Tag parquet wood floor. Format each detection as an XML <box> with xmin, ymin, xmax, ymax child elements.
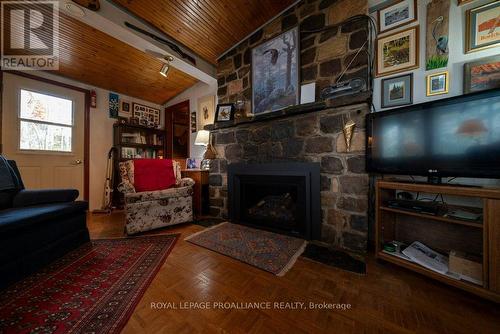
<box><xmin>87</xmin><ymin>212</ymin><xmax>500</xmax><ymax>334</ymax></box>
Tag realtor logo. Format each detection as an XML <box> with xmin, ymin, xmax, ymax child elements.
<box><xmin>1</xmin><ymin>1</ymin><xmax>59</xmax><ymax>70</ymax></box>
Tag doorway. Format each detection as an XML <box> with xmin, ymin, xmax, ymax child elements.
<box><xmin>1</xmin><ymin>72</ymin><xmax>89</xmax><ymax>199</ymax></box>
<box><xmin>165</xmin><ymin>100</ymin><xmax>190</xmax><ymax>158</ymax></box>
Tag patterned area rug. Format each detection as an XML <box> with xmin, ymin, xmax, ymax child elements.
<box><xmin>185</xmin><ymin>222</ymin><xmax>306</xmax><ymax>276</ymax></box>
<box><xmin>0</xmin><ymin>235</ymin><xmax>178</xmax><ymax>334</ymax></box>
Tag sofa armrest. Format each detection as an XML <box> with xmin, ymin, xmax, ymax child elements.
<box><xmin>125</xmin><ymin>185</ymin><xmax>193</xmax><ymax>204</ymax></box>
<box><xmin>12</xmin><ymin>189</ymin><xmax>79</xmax><ymax>208</ymax></box>
<box><xmin>179</xmin><ymin>177</ymin><xmax>195</xmax><ymax>187</ymax></box>
<box><xmin>117</xmin><ymin>181</ymin><xmax>136</xmax><ymax>194</ymax></box>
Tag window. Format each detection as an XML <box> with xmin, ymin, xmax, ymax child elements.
<box><xmin>19</xmin><ymin>89</ymin><xmax>73</xmax><ymax>152</ymax></box>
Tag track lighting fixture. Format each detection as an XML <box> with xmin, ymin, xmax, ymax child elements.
<box><xmin>159</xmin><ymin>56</ymin><xmax>174</xmax><ymax>78</ymax></box>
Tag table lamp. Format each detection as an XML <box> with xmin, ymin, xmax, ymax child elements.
<box><xmin>194</xmin><ymin>130</ymin><xmax>217</xmax><ymax>169</ymax></box>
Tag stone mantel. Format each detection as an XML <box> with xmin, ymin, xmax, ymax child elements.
<box><xmin>205</xmin><ymin>91</ymin><xmax>372</xmax><ymax>131</ymax></box>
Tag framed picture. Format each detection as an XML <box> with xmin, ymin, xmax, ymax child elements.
<box><xmin>186</xmin><ymin>158</ymin><xmax>201</xmax><ymax>169</ymax></box>
<box><xmin>190</xmin><ymin>111</ymin><xmax>197</xmax><ymax>133</ymax></box>
<box><xmin>458</xmin><ymin>0</ymin><xmax>475</xmax><ymax>5</ymax></box>
<box><xmin>426</xmin><ymin>71</ymin><xmax>449</xmax><ymax>96</ymax></box>
<box><xmin>377</xmin><ymin>0</ymin><xmax>418</xmax><ymax>33</ymax></box>
<box><xmin>381</xmin><ymin>73</ymin><xmax>413</xmax><ymax>108</ymax></box>
<box><xmin>109</xmin><ymin>93</ymin><xmax>119</xmax><ymax>119</ymax></box>
<box><xmin>252</xmin><ymin>26</ymin><xmax>299</xmax><ymax>114</ymax></box>
<box><xmin>120</xmin><ymin>100</ymin><xmax>131</xmax><ymax>117</ymax></box>
<box><xmin>376</xmin><ymin>26</ymin><xmax>419</xmax><ymax>77</ymax></box>
<box><xmin>464</xmin><ymin>55</ymin><xmax>500</xmax><ymax>93</ymax></box>
<box><xmin>215</xmin><ymin>103</ymin><xmax>235</xmax><ymax>122</ymax></box>
<box><xmin>465</xmin><ymin>1</ymin><xmax>500</xmax><ymax>53</ymax></box>
<box><xmin>132</xmin><ymin>103</ymin><xmax>161</xmax><ymax>128</ymax></box>
<box><xmin>425</xmin><ymin>0</ymin><xmax>449</xmax><ymax>70</ymax></box>
<box><xmin>197</xmin><ymin>95</ymin><xmax>216</xmax><ymax>130</ymax></box>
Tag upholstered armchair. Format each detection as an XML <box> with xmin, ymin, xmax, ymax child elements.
<box><xmin>118</xmin><ymin>160</ymin><xmax>195</xmax><ymax>235</ymax></box>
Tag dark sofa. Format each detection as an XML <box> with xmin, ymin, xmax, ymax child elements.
<box><xmin>0</xmin><ymin>157</ymin><xmax>90</xmax><ymax>289</ymax></box>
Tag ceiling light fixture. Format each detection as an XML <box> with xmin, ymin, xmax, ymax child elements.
<box><xmin>159</xmin><ymin>56</ymin><xmax>174</xmax><ymax>78</ymax></box>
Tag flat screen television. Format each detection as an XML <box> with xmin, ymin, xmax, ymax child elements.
<box><xmin>366</xmin><ymin>88</ymin><xmax>500</xmax><ymax>179</ymax></box>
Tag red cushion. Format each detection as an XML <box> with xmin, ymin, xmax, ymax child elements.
<box><xmin>133</xmin><ymin>159</ymin><xmax>176</xmax><ymax>192</ymax></box>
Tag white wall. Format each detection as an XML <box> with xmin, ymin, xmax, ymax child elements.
<box><xmin>369</xmin><ymin>0</ymin><xmax>500</xmax><ymax>188</ymax></box>
<box><xmin>1</xmin><ymin>71</ymin><xmax>162</xmax><ymax>211</ymax></box>
<box><xmin>370</xmin><ymin>0</ymin><xmax>500</xmax><ymax>111</ymax></box>
<box><xmin>164</xmin><ymin>82</ymin><xmax>217</xmax><ymax>159</ymax></box>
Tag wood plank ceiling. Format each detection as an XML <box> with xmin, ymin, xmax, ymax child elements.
<box><xmin>111</xmin><ymin>0</ymin><xmax>296</xmax><ymax>64</ymax></box>
<box><xmin>55</xmin><ymin>14</ymin><xmax>197</xmax><ymax>104</ymax></box>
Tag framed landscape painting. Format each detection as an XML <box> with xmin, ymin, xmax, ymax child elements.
<box><xmin>426</xmin><ymin>71</ymin><xmax>449</xmax><ymax>96</ymax></box>
<box><xmin>464</xmin><ymin>55</ymin><xmax>500</xmax><ymax>93</ymax></box>
<box><xmin>465</xmin><ymin>1</ymin><xmax>500</xmax><ymax>53</ymax></box>
<box><xmin>376</xmin><ymin>26</ymin><xmax>419</xmax><ymax>77</ymax></box>
<box><xmin>377</xmin><ymin>0</ymin><xmax>418</xmax><ymax>33</ymax></box>
<box><xmin>252</xmin><ymin>27</ymin><xmax>299</xmax><ymax>115</ymax></box>
<box><xmin>381</xmin><ymin>73</ymin><xmax>413</xmax><ymax>108</ymax></box>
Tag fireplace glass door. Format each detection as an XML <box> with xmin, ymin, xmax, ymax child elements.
<box><xmin>238</xmin><ymin>175</ymin><xmax>307</xmax><ymax>237</ymax></box>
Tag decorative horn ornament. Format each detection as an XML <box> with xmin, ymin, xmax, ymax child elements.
<box><xmin>342</xmin><ymin>116</ymin><xmax>356</xmax><ymax>152</ymax></box>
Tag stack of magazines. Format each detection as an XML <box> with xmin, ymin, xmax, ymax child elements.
<box><xmin>401</xmin><ymin>241</ymin><xmax>460</xmax><ymax>279</ymax></box>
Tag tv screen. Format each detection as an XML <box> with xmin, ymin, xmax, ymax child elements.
<box><xmin>367</xmin><ymin>89</ymin><xmax>500</xmax><ymax>178</ymax></box>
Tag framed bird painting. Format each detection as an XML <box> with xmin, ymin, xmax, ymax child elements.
<box><xmin>425</xmin><ymin>0</ymin><xmax>449</xmax><ymax>70</ymax></box>
<box><xmin>251</xmin><ymin>26</ymin><xmax>299</xmax><ymax>115</ymax></box>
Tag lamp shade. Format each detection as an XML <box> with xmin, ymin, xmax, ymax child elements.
<box><xmin>194</xmin><ymin>130</ymin><xmax>210</xmax><ymax>146</ymax></box>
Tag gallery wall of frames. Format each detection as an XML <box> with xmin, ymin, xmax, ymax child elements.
<box><xmin>370</xmin><ymin>0</ymin><xmax>500</xmax><ymax>111</ymax></box>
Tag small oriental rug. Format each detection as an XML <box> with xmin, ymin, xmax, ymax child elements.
<box><xmin>0</xmin><ymin>234</ymin><xmax>178</xmax><ymax>334</ymax></box>
<box><xmin>185</xmin><ymin>222</ymin><xmax>306</xmax><ymax>276</ymax></box>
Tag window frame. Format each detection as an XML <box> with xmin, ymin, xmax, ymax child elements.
<box><xmin>17</xmin><ymin>88</ymin><xmax>76</xmax><ymax>154</ymax></box>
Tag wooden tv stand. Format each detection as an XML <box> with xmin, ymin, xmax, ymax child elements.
<box><xmin>375</xmin><ymin>180</ymin><xmax>500</xmax><ymax>302</ymax></box>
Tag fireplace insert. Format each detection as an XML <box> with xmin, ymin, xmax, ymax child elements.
<box><xmin>228</xmin><ymin>162</ymin><xmax>320</xmax><ymax>239</ymax></box>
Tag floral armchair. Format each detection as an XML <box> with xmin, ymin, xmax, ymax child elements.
<box><xmin>118</xmin><ymin>160</ymin><xmax>195</xmax><ymax>235</ymax></box>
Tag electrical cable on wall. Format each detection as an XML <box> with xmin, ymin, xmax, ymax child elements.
<box><xmin>301</xmin><ymin>15</ymin><xmax>377</xmax><ymax>101</ymax></box>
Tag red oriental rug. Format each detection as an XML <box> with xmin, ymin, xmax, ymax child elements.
<box><xmin>0</xmin><ymin>235</ymin><xmax>178</xmax><ymax>334</ymax></box>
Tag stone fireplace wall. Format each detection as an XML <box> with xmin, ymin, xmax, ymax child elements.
<box><xmin>209</xmin><ymin>103</ymin><xmax>369</xmax><ymax>252</ymax></box>
<box><xmin>210</xmin><ymin>0</ymin><xmax>371</xmax><ymax>252</ymax></box>
<box><xmin>216</xmin><ymin>0</ymin><xmax>369</xmax><ymax>108</ymax></box>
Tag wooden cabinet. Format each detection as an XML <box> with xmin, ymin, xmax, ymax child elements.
<box><xmin>181</xmin><ymin>169</ymin><xmax>209</xmax><ymax>217</ymax></box>
<box><xmin>376</xmin><ymin>180</ymin><xmax>500</xmax><ymax>302</ymax></box>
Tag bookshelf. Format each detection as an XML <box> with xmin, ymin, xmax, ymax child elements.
<box><xmin>376</xmin><ymin>180</ymin><xmax>500</xmax><ymax>302</ymax></box>
<box><xmin>113</xmin><ymin>123</ymin><xmax>166</xmax><ymax>160</ymax></box>
<box><xmin>113</xmin><ymin>123</ymin><xmax>167</xmax><ymax>207</ymax></box>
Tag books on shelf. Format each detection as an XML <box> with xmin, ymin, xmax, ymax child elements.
<box><xmin>122</xmin><ymin>132</ymin><xmax>163</xmax><ymax>146</ymax></box>
<box><xmin>121</xmin><ymin>147</ymin><xmax>158</xmax><ymax>159</ymax></box>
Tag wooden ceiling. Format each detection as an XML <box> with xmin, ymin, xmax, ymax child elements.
<box><xmin>55</xmin><ymin>14</ymin><xmax>197</xmax><ymax>104</ymax></box>
<box><xmin>111</xmin><ymin>0</ymin><xmax>296</xmax><ymax>64</ymax></box>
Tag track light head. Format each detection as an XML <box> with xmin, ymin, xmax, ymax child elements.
<box><xmin>159</xmin><ymin>64</ymin><xmax>170</xmax><ymax>77</ymax></box>
<box><xmin>159</xmin><ymin>56</ymin><xmax>174</xmax><ymax>78</ymax></box>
